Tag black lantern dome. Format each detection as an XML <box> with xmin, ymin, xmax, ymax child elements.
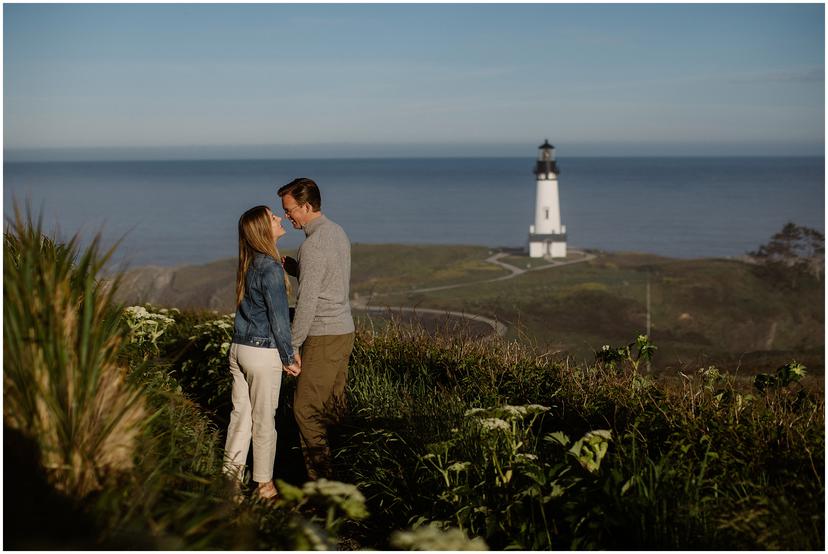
<box><xmin>534</xmin><ymin>139</ymin><xmax>559</xmax><ymax>177</ymax></box>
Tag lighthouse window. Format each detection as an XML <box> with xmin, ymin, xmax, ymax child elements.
<box><xmin>544</xmin><ymin>208</ymin><xmax>549</xmax><ymax>220</ymax></box>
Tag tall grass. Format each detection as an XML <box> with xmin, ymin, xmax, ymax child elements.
<box><xmin>4</xmin><ymin>207</ymin><xmax>146</xmax><ymax>498</ymax></box>
<box><xmin>332</xmin><ymin>320</ymin><xmax>824</xmax><ymax>549</ymax></box>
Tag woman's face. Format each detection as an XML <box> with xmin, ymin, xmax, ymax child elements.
<box><xmin>267</xmin><ymin>209</ymin><xmax>286</xmax><ymax>241</ymax></box>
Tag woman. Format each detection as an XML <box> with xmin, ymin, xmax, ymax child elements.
<box><xmin>224</xmin><ymin>205</ymin><xmax>300</xmax><ymax>500</ymax></box>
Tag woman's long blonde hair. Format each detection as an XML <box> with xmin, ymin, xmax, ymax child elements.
<box><xmin>236</xmin><ymin>205</ymin><xmax>288</xmax><ymax>307</ymax></box>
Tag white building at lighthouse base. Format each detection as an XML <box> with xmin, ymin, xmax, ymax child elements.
<box><xmin>528</xmin><ymin>225</ymin><xmax>567</xmax><ymax>258</ymax></box>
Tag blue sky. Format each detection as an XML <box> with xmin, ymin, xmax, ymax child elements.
<box><xmin>4</xmin><ymin>3</ymin><xmax>825</xmax><ymax>159</ymax></box>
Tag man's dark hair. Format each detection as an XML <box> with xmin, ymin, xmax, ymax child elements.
<box><xmin>278</xmin><ymin>178</ymin><xmax>321</xmax><ymax>212</ymax></box>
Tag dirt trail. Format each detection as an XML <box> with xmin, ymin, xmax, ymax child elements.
<box><xmin>352</xmin><ymin>249</ymin><xmax>595</xmax><ymax>337</ymax></box>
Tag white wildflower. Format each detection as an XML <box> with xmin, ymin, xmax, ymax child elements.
<box><xmin>124</xmin><ymin>305</ymin><xmax>176</xmax><ymax>348</ymax></box>
<box><xmin>491</xmin><ymin>404</ymin><xmax>550</xmax><ymax>420</ymax></box>
<box><xmin>390</xmin><ymin>523</ymin><xmax>488</xmax><ymax>551</ymax></box>
<box><xmin>479</xmin><ymin>418</ymin><xmax>510</xmax><ymax>433</ymax></box>
<box><xmin>302</xmin><ymin>478</ymin><xmax>363</xmax><ymax>500</ymax></box>
<box><xmin>301</xmin><ymin>479</ymin><xmax>368</xmax><ymax>520</ymax></box>
<box><xmin>500</xmin><ymin>405</ymin><xmax>526</xmax><ymax>419</ymax></box>
<box><xmin>523</xmin><ymin>404</ymin><xmax>550</xmax><ymax>415</ymax></box>
<box><xmin>124</xmin><ymin>306</ymin><xmax>148</xmax><ymax>317</ymax></box>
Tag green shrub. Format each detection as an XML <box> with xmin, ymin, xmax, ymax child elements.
<box><xmin>334</xmin><ymin>320</ymin><xmax>824</xmax><ymax>550</ymax></box>
<box><xmin>165</xmin><ymin>312</ymin><xmax>236</xmax><ymax>423</ymax></box>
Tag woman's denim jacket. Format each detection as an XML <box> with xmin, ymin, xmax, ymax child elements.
<box><xmin>233</xmin><ymin>253</ymin><xmax>294</xmax><ymax>366</ymax></box>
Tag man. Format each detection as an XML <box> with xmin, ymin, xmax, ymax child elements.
<box><xmin>277</xmin><ymin>177</ymin><xmax>355</xmax><ymax>480</ymax></box>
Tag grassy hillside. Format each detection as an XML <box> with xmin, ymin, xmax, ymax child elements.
<box><xmin>115</xmin><ymin>244</ymin><xmax>824</xmax><ymax>374</ymax></box>
<box><xmin>115</xmin><ymin>244</ymin><xmax>506</xmax><ymax>310</ymax></box>
<box><xmin>6</xmin><ymin>219</ymin><xmax>824</xmax><ymax>550</ymax></box>
<box><xmin>350</xmin><ymin>244</ymin><xmax>509</xmax><ymax>293</ymax></box>
<box><xmin>370</xmin><ymin>249</ymin><xmax>824</xmax><ymax>373</ymax></box>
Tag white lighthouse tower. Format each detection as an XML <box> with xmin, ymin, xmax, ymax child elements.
<box><xmin>528</xmin><ymin>139</ymin><xmax>567</xmax><ymax>258</ymax></box>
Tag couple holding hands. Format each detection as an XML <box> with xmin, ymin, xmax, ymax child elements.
<box><xmin>224</xmin><ymin>178</ymin><xmax>355</xmax><ymax>500</ymax></box>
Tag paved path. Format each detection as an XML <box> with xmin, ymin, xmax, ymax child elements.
<box><xmin>356</xmin><ymin>305</ymin><xmax>509</xmax><ymax>337</ymax></box>
<box><xmin>384</xmin><ymin>250</ymin><xmax>595</xmax><ymax>295</ymax></box>
<box><xmin>351</xmin><ymin>249</ymin><xmax>595</xmax><ymax>337</ymax></box>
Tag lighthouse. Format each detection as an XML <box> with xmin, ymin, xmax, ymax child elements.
<box><xmin>528</xmin><ymin>139</ymin><xmax>567</xmax><ymax>258</ymax></box>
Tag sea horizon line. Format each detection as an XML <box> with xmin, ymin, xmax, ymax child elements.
<box><xmin>5</xmin><ymin>153</ymin><xmax>825</xmax><ymax>164</ymax></box>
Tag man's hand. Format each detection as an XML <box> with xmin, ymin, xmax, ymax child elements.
<box><xmin>293</xmin><ymin>352</ymin><xmax>302</xmax><ymax>366</ymax></box>
<box><xmin>281</xmin><ymin>255</ymin><xmax>299</xmax><ymax>277</ymax></box>
<box><xmin>284</xmin><ymin>362</ymin><xmax>301</xmax><ymax>377</ymax></box>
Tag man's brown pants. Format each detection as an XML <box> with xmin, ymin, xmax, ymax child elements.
<box><xmin>293</xmin><ymin>333</ymin><xmax>355</xmax><ymax>480</ymax></box>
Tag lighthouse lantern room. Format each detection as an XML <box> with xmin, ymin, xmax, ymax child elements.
<box><xmin>528</xmin><ymin>139</ymin><xmax>567</xmax><ymax>258</ymax></box>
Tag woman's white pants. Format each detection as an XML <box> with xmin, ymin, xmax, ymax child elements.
<box><xmin>223</xmin><ymin>343</ymin><xmax>283</xmax><ymax>484</ymax></box>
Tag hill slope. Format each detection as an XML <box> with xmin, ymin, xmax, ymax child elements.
<box><xmin>113</xmin><ymin>245</ymin><xmax>824</xmax><ymax>373</ymax></box>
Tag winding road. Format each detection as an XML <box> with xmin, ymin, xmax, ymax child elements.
<box><xmin>351</xmin><ymin>249</ymin><xmax>595</xmax><ymax>337</ymax></box>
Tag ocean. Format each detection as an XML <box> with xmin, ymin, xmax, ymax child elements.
<box><xmin>3</xmin><ymin>156</ymin><xmax>824</xmax><ymax>267</ymax></box>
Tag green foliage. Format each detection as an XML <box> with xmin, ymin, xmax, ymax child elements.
<box><xmin>183</xmin><ymin>314</ymin><xmax>234</xmax><ymax>394</ymax></box>
<box><xmin>162</xmin><ymin>312</ymin><xmax>236</xmax><ymax>421</ymax></box>
<box><xmin>753</xmin><ymin>361</ymin><xmax>807</xmax><ymax>393</ymax></box>
<box><xmin>335</xmin><ymin>322</ymin><xmax>823</xmax><ymax>550</ymax></box>
<box><xmin>9</xmin><ymin>220</ymin><xmax>823</xmax><ymax>549</ymax></box>
<box><xmin>5</xmin><ymin>218</ymin><xmax>372</xmax><ymax>549</ymax></box>
<box><xmin>93</xmin><ymin>363</ymin><xmax>243</xmax><ymax>549</ymax></box>
<box><xmin>595</xmin><ymin>334</ymin><xmax>657</xmax><ymax>373</ymax></box>
<box><xmin>566</xmin><ymin>429</ymin><xmax>613</xmax><ymax>474</ymax></box>
<box><xmin>122</xmin><ymin>304</ymin><xmax>178</xmax><ymax>355</ymax></box>
<box><xmin>390</xmin><ymin>522</ymin><xmax>489</xmax><ymax>550</ymax></box>
<box><xmin>90</xmin><ymin>309</ymin><xmax>373</xmax><ymax>549</ymax></box>
<box><xmin>273</xmin><ymin>478</ymin><xmax>369</xmax><ymax>546</ymax></box>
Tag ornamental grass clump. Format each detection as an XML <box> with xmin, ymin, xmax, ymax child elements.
<box><xmin>3</xmin><ymin>208</ymin><xmax>146</xmax><ymax>498</ymax></box>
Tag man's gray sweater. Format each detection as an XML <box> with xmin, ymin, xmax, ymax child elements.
<box><xmin>291</xmin><ymin>214</ymin><xmax>355</xmax><ymax>350</ymax></box>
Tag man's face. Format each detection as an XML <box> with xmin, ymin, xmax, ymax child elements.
<box><xmin>281</xmin><ymin>193</ymin><xmax>310</xmax><ymax>229</ymax></box>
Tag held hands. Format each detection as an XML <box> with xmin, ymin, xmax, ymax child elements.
<box><xmin>284</xmin><ymin>352</ymin><xmax>302</xmax><ymax>377</ymax></box>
